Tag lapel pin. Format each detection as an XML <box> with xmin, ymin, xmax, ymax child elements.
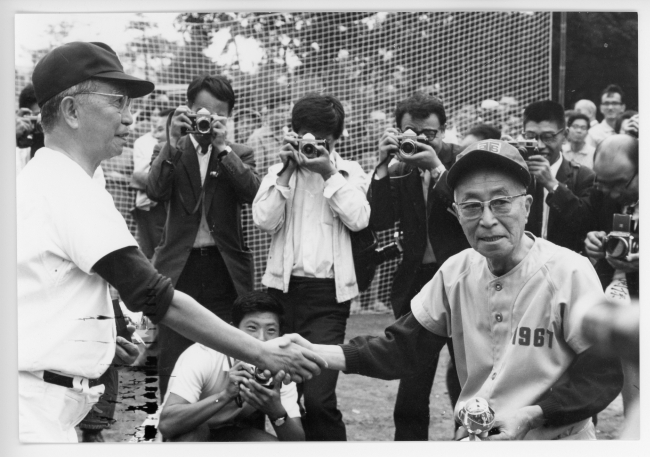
<box><xmin>209</xmin><ymin>171</ymin><xmax>219</xmax><ymax>178</ymax></box>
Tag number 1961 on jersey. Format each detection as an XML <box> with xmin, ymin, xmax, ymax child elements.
<box><xmin>511</xmin><ymin>327</ymin><xmax>554</xmax><ymax>348</ymax></box>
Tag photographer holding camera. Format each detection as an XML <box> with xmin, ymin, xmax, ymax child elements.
<box><xmin>147</xmin><ymin>75</ymin><xmax>261</xmax><ymax>398</ymax></box>
<box><xmin>252</xmin><ymin>93</ymin><xmax>370</xmax><ymax>441</ymax></box>
<box><xmin>584</xmin><ymin>134</ymin><xmax>639</xmax><ymax>417</ymax></box>
<box><xmin>370</xmin><ymin>92</ymin><xmax>468</xmax><ymax>440</ymax></box>
<box><xmin>518</xmin><ymin>100</ymin><xmax>595</xmax><ymax>254</ymax></box>
<box><xmin>158</xmin><ymin>292</ymin><xmax>304</xmax><ymax>442</ymax></box>
<box><xmin>16</xmin><ymin>83</ymin><xmax>44</xmax><ymax>174</ymax></box>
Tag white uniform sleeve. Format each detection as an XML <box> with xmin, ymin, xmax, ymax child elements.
<box><xmin>410</xmin><ymin>269</ymin><xmax>451</xmax><ymax>338</ymax></box>
<box><xmin>562</xmin><ymin>256</ymin><xmax>606</xmax><ymax>354</ymax></box>
<box><xmin>279</xmin><ymin>382</ymin><xmax>301</xmax><ymax>419</ymax></box>
<box><xmin>51</xmin><ymin>179</ymin><xmax>137</xmax><ymax>274</ymax></box>
<box><xmin>167</xmin><ymin>345</ymin><xmax>212</xmax><ymax>404</ymax></box>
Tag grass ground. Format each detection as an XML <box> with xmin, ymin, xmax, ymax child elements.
<box><xmin>88</xmin><ymin>313</ymin><xmax>624</xmax><ymax>442</ymax></box>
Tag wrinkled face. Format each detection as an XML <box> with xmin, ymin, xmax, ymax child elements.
<box><xmin>237</xmin><ymin>311</ymin><xmax>280</xmax><ymax>342</ymax></box>
<box><xmin>75</xmin><ymin>81</ymin><xmax>133</xmax><ymax>161</ymax></box>
<box><xmin>454</xmin><ymin>169</ymin><xmax>532</xmax><ymax>265</ymax></box>
<box><xmin>567</xmin><ymin>118</ymin><xmax>589</xmax><ymax>143</ymax></box>
<box><xmin>188</xmin><ymin>89</ymin><xmax>230</xmax><ymax>146</ymax></box>
<box><xmin>523</xmin><ymin>119</ymin><xmax>565</xmax><ymax>163</ymax></box>
<box><xmin>594</xmin><ymin>152</ymin><xmax>638</xmax><ymax>205</ymax></box>
<box><xmin>600</xmin><ymin>92</ymin><xmax>625</xmax><ymax>121</ymax></box>
<box><xmin>399</xmin><ymin>113</ymin><xmax>445</xmax><ymax>151</ymax></box>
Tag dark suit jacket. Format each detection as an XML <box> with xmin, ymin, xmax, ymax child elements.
<box><xmin>526</xmin><ymin>158</ymin><xmax>595</xmax><ymax>253</ymax></box>
<box><xmin>587</xmin><ymin>189</ymin><xmax>639</xmax><ymax>298</ymax></box>
<box><xmin>146</xmin><ymin>136</ymin><xmax>260</xmax><ymax>295</ymax></box>
<box><xmin>368</xmin><ymin>142</ymin><xmax>469</xmax><ymax>316</ymax></box>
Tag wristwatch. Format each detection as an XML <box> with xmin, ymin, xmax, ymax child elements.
<box><xmin>217</xmin><ymin>145</ymin><xmax>232</xmax><ymax>161</ymax></box>
<box><xmin>271</xmin><ymin>412</ymin><xmax>288</xmax><ymax>427</ymax></box>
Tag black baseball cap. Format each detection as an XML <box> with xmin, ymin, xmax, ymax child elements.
<box><xmin>447</xmin><ymin>139</ymin><xmax>531</xmax><ymax>190</ymax></box>
<box><xmin>32</xmin><ymin>41</ymin><xmax>155</xmax><ymax>107</ymax></box>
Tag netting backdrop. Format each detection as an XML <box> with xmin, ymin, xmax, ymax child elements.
<box><xmin>16</xmin><ymin>11</ymin><xmax>551</xmax><ymax>313</ymax></box>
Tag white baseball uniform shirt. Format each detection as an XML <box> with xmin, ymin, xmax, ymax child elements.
<box><xmin>162</xmin><ymin>343</ymin><xmax>301</xmax><ymax>430</ymax></box>
<box><xmin>411</xmin><ymin>233</ymin><xmax>604</xmax><ymax>439</ymax></box>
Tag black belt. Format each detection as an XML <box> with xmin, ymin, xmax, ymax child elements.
<box><xmin>43</xmin><ymin>370</ymin><xmax>102</xmax><ymax>389</ymax></box>
<box><xmin>191</xmin><ymin>246</ymin><xmax>218</xmax><ymax>256</ymax></box>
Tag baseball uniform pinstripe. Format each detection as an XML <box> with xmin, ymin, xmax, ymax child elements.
<box><xmin>411</xmin><ymin>234</ymin><xmax>603</xmax><ymax>440</ymax></box>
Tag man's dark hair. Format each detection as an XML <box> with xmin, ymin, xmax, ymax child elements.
<box><xmin>601</xmin><ymin>84</ymin><xmax>624</xmax><ymax>103</ymax></box>
<box><xmin>291</xmin><ymin>93</ymin><xmax>345</xmax><ymax>140</ymax></box>
<box><xmin>394</xmin><ymin>92</ymin><xmax>447</xmax><ymax>129</ymax></box>
<box><xmin>466</xmin><ymin>123</ymin><xmax>501</xmax><ymax>141</ymax></box>
<box><xmin>567</xmin><ymin>112</ymin><xmax>591</xmax><ymax>128</ymax></box>
<box><xmin>19</xmin><ymin>84</ymin><xmax>38</xmax><ymax>109</ymax></box>
<box><xmin>523</xmin><ymin>100</ymin><xmax>566</xmax><ymax>129</ymax></box>
<box><xmin>266</xmin><ymin>94</ymin><xmax>291</xmax><ymax>111</ymax></box>
<box><xmin>231</xmin><ymin>291</ymin><xmax>284</xmax><ymax>330</ymax></box>
<box><xmin>614</xmin><ymin>110</ymin><xmax>638</xmax><ymax>134</ymax></box>
<box><xmin>186</xmin><ymin>75</ymin><xmax>236</xmax><ymax>114</ymax></box>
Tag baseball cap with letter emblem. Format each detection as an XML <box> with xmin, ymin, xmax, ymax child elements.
<box><xmin>446</xmin><ymin>139</ymin><xmax>531</xmax><ymax>190</ymax></box>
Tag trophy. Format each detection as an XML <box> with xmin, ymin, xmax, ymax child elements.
<box><xmin>457</xmin><ymin>397</ymin><xmax>496</xmax><ymax>441</ymax></box>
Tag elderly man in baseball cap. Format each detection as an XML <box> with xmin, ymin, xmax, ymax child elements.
<box><xmin>297</xmin><ymin>139</ymin><xmax>623</xmax><ymax>440</ymax></box>
<box><xmin>17</xmin><ymin>42</ymin><xmax>326</xmax><ymax>443</ymax></box>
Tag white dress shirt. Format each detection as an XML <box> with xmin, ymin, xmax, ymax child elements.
<box><xmin>188</xmin><ymin>135</ymin><xmax>215</xmax><ymax>248</ymax></box>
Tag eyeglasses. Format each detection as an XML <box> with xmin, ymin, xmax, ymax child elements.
<box><xmin>420</xmin><ymin>129</ymin><xmax>439</xmax><ymax>141</ymax></box>
<box><xmin>594</xmin><ymin>172</ymin><xmax>637</xmax><ymax>192</ymax></box>
<box><xmin>75</xmin><ymin>92</ymin><xmax>131</xmax><ymax>111</ymax></box>
<box><xmin>522</xmin><ymin>128</ymin><xmax>564</xmax><ymax>143</ymax></box>
<box><xmin>454</xmin><ymin>193</ymin><xmax>527</xmax><ymax>219</ymax></box>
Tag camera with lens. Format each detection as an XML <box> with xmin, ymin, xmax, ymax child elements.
<box><xmin>252</xmin><ymin>366</ymin><xmax>274</xmax><ymax>389</ymax></box>
<box><xmin>181</xmin><ymin>108</ymin><xmax>214</xmax><ymax>135</ymax></box>
<box><xmin>605</xmin><ymin>213</ymin><xmax>639</xmax><ymax>259</ymax></box>
<box><xmin>506</xmin><ymin>139</ymin><xmax>539</xmax><ymax>160</ymax></box>
<box><xmin>394</xmin><ymin>129</ymin><xmax>428</xmax><ymax>159</ymax></box>
<box><xmin>298</xmin><ymin>133</ymin><xmax>327</xmax><ymax>158</ymax></box>
<box><xmin>372</xmin><ymin>231</ymin><xmax>403</xmax><ymax>265</ymax></box>
<box><xmin>23</xmin><ymin>114</ymin><xmax>43</xmax><ymax>134</ymax></box>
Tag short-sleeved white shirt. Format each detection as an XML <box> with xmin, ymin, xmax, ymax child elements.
<box><xmin>17</xmin><ymin>147</ymin><xmax>138</xmax><ymax>379</ymax></box>
<box><xmin>411</xmin><ymin>235</ymin><xmax>603</xmax><ymax>439</ymax></box>
<box><xmin>163</xmin><ymin>343</ymin><xmax>301</xmax><ymax>429</ymax></box>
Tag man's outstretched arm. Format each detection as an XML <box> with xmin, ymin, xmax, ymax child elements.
<box><xmin>293</xmin><ymin>312</ymin><xmax>447</xmax><ymax>379</ymax></box>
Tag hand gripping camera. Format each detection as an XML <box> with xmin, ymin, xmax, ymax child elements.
<box><xmin>298</xmin><ymin>133</ymin><xmax>327</xmax><ymax>158</ymax></box>
<box><xmin>23</xmin><ymin>113</ymin><xmax>43</xmax><ymax>134</ymax></box>
<box><xmin>605</xmin><ymin>213</ymin><xmax>639</xmax><ymax>259</ymax></box>
<box><xmin>506</xmin><ymin>139</ymin><xmax>540</xmax><ymax>160</ymax></box>
<box><xmin>182</xmin><ymin>108</ymin><xmax>214</xmax><ymax>135</ymax></box>
<box><xmin>252</xmin><ymin>366</ymin><xmax>274</xmax><ymax>388</ymax></box>
<box><xmin>394</xmin><ymin>129</ymin><xmax>428</xmax><ymax>159</ymax></box>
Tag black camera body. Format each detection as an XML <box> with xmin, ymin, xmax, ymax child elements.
<box><xmin>181</xmin><ymin>108</ymin><xmax>216</xmax><ymax>136</ymax></box>
<box><xmin>506</xmin><ymin>140</ymin><xmax>540</xmax><ymax>160</ymax></box>
<box><xmin>373</xmin><ymin>232</ymin><xmax>403</xmax><ymax>265</ymax></box>
<box><xmin>253</xmin><ymin>366</ymin><xmax>274</xmax><ymax>389</ymax></box>
<box><xmin>605</xmin><ymin>213</ymin><xmax>639</xmax><ymax>259</ymax></box>
<box><xmin>298</xmin><ymin>134</ymin><xmax>327</xmax><ymax>158</ymax></box>
<box><xmin>395</xmin><ymin>129</ymin><xmax>428</xmax><ymax>159</ymax></box>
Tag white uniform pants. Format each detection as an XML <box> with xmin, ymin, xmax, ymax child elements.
<box><xmin>19</xmin><ymin>371</ymin><xmax>105</xmax><ymax>443</ymax></box>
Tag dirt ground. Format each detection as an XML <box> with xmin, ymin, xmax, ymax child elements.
<box><xmin>86</xmin><ymin>313</ymin><xmax>625</xmax><ymax>442</ymax></box>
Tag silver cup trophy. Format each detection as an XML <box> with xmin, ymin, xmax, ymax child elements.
<box><xmin>457</xmin><ymin>397</ymin><xmax>496</xmax><ymax>441</ymax></box>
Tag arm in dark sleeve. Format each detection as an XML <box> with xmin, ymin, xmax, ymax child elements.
<box><xmin>146</xmin><ymin>141</ymin><xmax>181</xmax><ymax>203</ymax></box>
<box><xmin>546</xmin><ymin>166</ymin><xmax>596</xmax><ymax>234</ymax></box>
<box><xmin>93</xmin><ymin>246</ymin><xmax>174</xmax><ymax>324</ymax></box>
<box><xmin>340</xmin><ymin>312</ymin><xmax>447</xmax><ymax>380</ymax></box>
<box><xmin>218</xmin><ymin>145</ymin><xmax>261</xmax><ymax>204</ymax></box>
<box><xmin>367</xmin><ymin>162</ymin><xmax>405</xmax><ymax>231</ymax></box>
<box><xmin>535</xmin><ymin>347</ymin><xmax>623</xmax><ymax>426</ymax></box>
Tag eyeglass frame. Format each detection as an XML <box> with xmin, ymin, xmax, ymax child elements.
<box><xmin>400</xmin><ymin>127</ymin><xmax>441</xmax><ymax>142</ymax></box>
<box><xmin>73</xmin><ymin>92</ymin><xmax>132</xmax><ymax>112</ymax></box>
<box><xmin>454</xmin><ymin>193</ymin><xmax>528</xmax><ymax>220</ymax></box>
<box><xmin>521</xmin><ymin>128</ymin><xmax>565</xmax><ymax>144</ymax></box>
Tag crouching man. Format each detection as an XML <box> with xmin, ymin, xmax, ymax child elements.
<box><xmin>158</xmin><ymin>291</ymin><xmax>305</xmax><ymax>442</ymax></box>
